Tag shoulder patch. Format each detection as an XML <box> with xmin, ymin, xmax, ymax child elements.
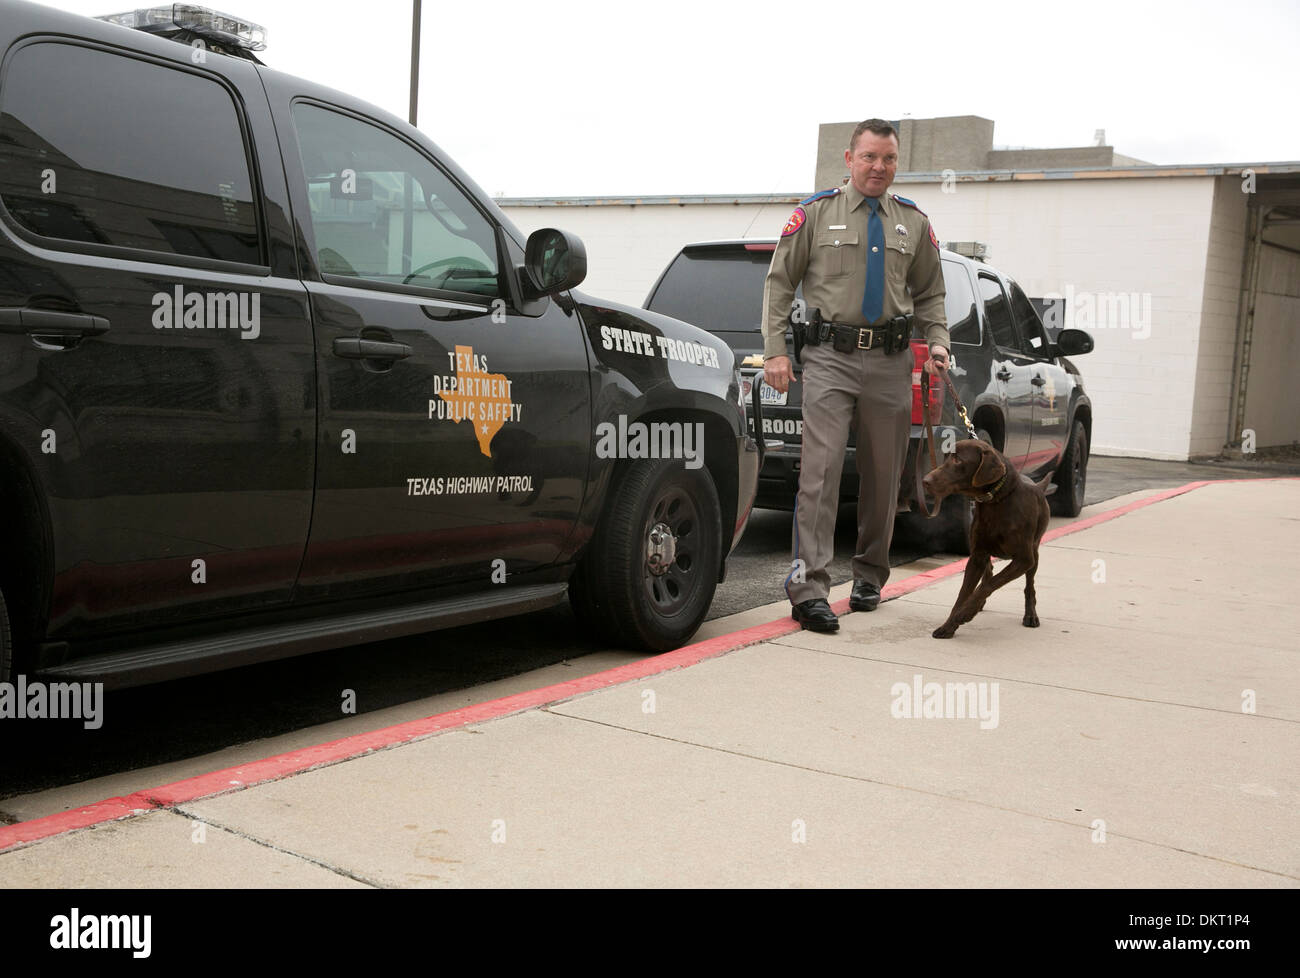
<box><xmin>799</xmin><ymin>187</ymin><xmax>841</xmax><ymax>207</ymax></box>
<box><xmin>929</xmin><ymin>224</ymin><xmax>940</xmax><ymax>250</ymax></box>
<box><xmin>782</xmin><ymin>207</ymin><xmax>807</xmax><ymax>237</ymax></box>
<box><xmin>891</xmin><ymin>193</ymin><xmax>928</xmax><ymax>216</ymax></box>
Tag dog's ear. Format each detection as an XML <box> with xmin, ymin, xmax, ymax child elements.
<box><xmin>973</xmin><ymin>443</ymin><xmax>1006</xmax><ymax>486</ymax></box>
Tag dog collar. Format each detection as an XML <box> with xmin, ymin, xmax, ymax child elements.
<box><xmin>973</xmin><ymin>472</ymin><xmax>1009</xmax><ymax>503</ymax></box>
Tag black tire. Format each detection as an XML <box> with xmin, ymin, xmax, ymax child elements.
<box><xmin>1051</xmin><ymin>420</ymin><xmax>1088</xmax><ymax>517</ymax></box>
<box><xmin>569</xmin><ymin>457</ymin><xmax>722</xmax><ymax>651</ymax></box>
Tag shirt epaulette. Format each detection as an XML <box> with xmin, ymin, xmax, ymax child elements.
<box><xmin>799</xmin><ymin>187</ymin><xmax>841</xmax><ymax>206</ymax></box>
<box><xmin>891</xmin><ymin>193</ymin><xmax>927</xmax><ymax>215</ymax></box>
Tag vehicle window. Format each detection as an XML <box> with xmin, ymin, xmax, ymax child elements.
<box><xmin>646</xmin><ymin>246</ymin><xmax>792</xmax><ymax>350</ymax></box>
<box><xmin>0</xmin><ymin>43</ymin><xmax>260</xmax><ymax>264</ymax></box>
<box><xmin>291</xmin><ymin>104</ymin><xmax>499</xmax><ymax>297</ymax></box>
<box><xmin>1008</xmin><ymin>280</ymin><xmax>1051</xmax><ymax>358</ymax></box>
<box><xmin>941</xmin><ymin>260</ymin><xmax>980</xmax><ymax>346</ymax></box>
<box><xmin>978</xmin><ymin>274</ymin><xmax>1021</xmax><ymax>352</ymax></box>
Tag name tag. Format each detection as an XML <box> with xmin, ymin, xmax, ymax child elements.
<box><xmin>828</xmin><ymin>224</ymin><xmax>847</xmax><ymax>230</ymax></box>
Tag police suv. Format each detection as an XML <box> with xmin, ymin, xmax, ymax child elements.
<box><xmin>0</xmin><ymin>1</ymin><xmax>759</xmax><ymax>687</ymax></box>
<box><xmin>645</xmin><ymin>238</ymin><xmax>1093</xmax><ymax>553</ymax></box>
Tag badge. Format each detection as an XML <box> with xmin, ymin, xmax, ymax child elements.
<box><xmin>895</xmin><ymin>224</ymin><xmax>907</xmax><ymax>236</ymax></box>
<box><xmin>782</xmin><ymin>207</ymin><xmax>806</xmax><ymax>237</ymax></box>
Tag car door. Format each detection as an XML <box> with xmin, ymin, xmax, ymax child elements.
<box><xmin>1008</xmin><ymin>279</ymin><xmax>1066</xmax><ymax>476</ymax></box>
<box><xmin>0</xmin><ymin>39</ymin><xmax>314</xmax><ymax>638</ymax></box>
<box><xmin>275</xmin><ymin>96</ymin><xmax>591</xmax><ymax>601</ymax></box>
<box><xmin>976</xmin><ymin>272</ymin><xmax>1035</xmax><ymax>469</ymax></box>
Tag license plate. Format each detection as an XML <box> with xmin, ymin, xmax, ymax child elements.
<box><xmin>759</xmin><ymin>381</ymin><xmax>787</xmax><ymax>406</ymax></box>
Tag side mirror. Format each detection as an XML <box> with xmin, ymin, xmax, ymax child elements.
<box><xmin>524</xmin><ymin>228</ymin><xmax>587</xmax><ymax>296</ymax></box>
<box><xmin>1056</xmin><ymin>328</ymin><xmax>1094</xmax><ymax>357</ymax></box>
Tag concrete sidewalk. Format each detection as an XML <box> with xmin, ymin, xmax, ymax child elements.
<box><xmin>2</xmin><ymin>479</ymin><xmax>1296</xmax><ymax>887</ymax></box>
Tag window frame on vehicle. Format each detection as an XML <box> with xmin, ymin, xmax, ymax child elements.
<box><xmin>286</xmin><ymin>97</ymin><xmax>506</xmax><ymax>307</ymax></box>
<box><xmin>0</xmin><ymin>37</ymin><xmax>271</xmax><ymax>275</ymax></box>
<box><xmin>976</xmin><ymin>270</ymin><xmax>1027</xmax><ymax>355</ymax></box>
<box><xmin>941</xmin><ymin>259</ymin><xmax>983</xmax><ymax>347</ymax></box>
<box><xmin>1006</xmin><ymin>278</ymin><xmax>1055</xmax><ymax>361</ymax></box>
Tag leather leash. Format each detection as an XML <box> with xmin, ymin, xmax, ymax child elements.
<box><xmin>915</xmin><ymin>366</ymin><xmax>978</xmax><ymax>519</ymax></box>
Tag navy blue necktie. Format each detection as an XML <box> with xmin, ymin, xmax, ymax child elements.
<box><xmin>861</xmin><ymin>197</ymin><xmax>884</xmax><ymax>323</ymax></box>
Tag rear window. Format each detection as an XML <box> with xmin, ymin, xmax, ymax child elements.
<box><xmin>0</xmin><ymin>43</ymin><xmax>261</xmax><ymax>265</ymax></box>
<box><xmin>646</xmin><ymin>246</ymin><xmax>784</xmax><ymax>350</ymax></box>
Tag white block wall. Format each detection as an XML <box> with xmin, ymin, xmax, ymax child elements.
<box><xmin>505</xmin><ymin>175</ymin><xmax>1231</xmax><ymax>460</ymax></box>
<box><xmin>908</xmin><ymin>175</ymin><xmax>1218</xmax><ymax>461</ymax></box>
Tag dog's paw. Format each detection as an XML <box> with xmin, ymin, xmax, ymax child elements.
<box><xmin>932</xmin><ymin>625</ymin><xmax>955</xmax><ymax>639</ymax></box>
<box><xmin>1022</xmin><ymin>614</ymin><xmax>1040</xmax><ymax>628</ymax></box>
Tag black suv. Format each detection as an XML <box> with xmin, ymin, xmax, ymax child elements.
<box><xmin>0</xmin><ymin>1</ymin><xmax>759</xmax><ymax>687</ymax></box>
<box><xmin>645</xmin><ymin>239</ymin><xmax>1093</xmax><ymax>551</ymax></box>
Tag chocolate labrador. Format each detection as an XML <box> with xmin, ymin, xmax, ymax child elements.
<box><xmin>921</xmin><ymin>440</ymin><xmax>1052</xmax><ymax>639</ymax></box>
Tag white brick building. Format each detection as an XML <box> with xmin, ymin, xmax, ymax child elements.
<box><xmin>501</xmin><ymin>163</ymin><xmax>1300</xmax><ymax>461</ymax></box>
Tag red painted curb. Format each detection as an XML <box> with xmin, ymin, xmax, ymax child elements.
<box><xmin>2</xmin><ymin>476</ymin><xmax>1294</xmax><ymax>854</ymax></box>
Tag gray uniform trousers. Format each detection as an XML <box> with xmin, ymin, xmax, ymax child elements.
<box><xmin>784</xmin><ymin>339</ymin><xmax>914</xmax><ymax>605</ymax></box>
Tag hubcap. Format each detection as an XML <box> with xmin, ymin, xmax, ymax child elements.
<box><xmin>646</xmin><ymin>521</ymin><xmax>677</xmax><ymax>576</ymax></box>
<box><xmin>642</xmin><ymin>484</ymin><xmax>700</xmax><ymax>616</ymax></box>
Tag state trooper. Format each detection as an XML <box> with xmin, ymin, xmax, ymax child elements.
<box><xmin>762</xmin><ymin>118</ymin><xmax>951</xmax><ymax>632</ymax></box>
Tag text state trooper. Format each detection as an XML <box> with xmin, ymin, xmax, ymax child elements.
<box><xmin>762</xmin><ymin>118</ymin><xmax>950</xmax><ymax>632</ymax></box>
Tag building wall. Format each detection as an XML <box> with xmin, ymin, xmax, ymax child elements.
<box><xmin>505</xmin><ymin>175</ymin><xmax>1223</xmax><ymax>460</ymax></box>
<box><xmin>1241</xmin><ymin>243</ymin><xmax>1300</xmax><ymax>448</ymax></box>
<box><xmin>880</xmin><ymin>175</ymin><xmax>1218</xmax><ymax>460</ymax></box>
<box><xmin>986</xmin><ymin>147</ymin><xmax>1116</xmax><ymax>170</ymax></box>
<box><xmin>1189</xmin><ymin>176</ymin><xmax>1248</xmax><ymax>456</ymax></box>
<box><xmin>501</xmin><ymin>200</ymin><xmax>799</xmax><ymax>308</ymax></box>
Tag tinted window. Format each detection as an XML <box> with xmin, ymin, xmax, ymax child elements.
<box><xmin>1008</xmin><ymin>280</ymin><xmax>1050</xmax><ymax>357</ymax></box>
<box><xmin>978</xmin><ymin>274</ymin><xmax>1021</xmax><ymax>351</ymax></box>
<box><xmin>646</xmin><ymin>246</ymin><xmax>791</xmax><ymax>350</ymax></box>
<box><xmin>0</xmin><ymin>43</ymin><xmax>260</xmax><ymax>264</ymax></box>
<box><xmin>291</xmin><ymin>104</ymin><xmax>499</xmax><ymax>297</ymax></box>
<box><xmin>941</xmin><ymin>260</ymin><xmax>980</xmax><ymax>346</ymax></box>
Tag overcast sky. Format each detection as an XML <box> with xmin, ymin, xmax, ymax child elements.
<box><xmin>44</xmin><ymin>0</ymin><xmax>1300</xmax><ymax>197</ymax></box>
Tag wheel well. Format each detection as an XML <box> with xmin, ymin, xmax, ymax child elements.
<box><xmin>1072</xmin><ymin>403</ymin><xmax>1092</xmax><ymax>449</ymax></box>
<box><xmin>0</xmin><ymin>435</ymin><xmax>52</xmax><ymax>670</ymax></box>
<box><xmin>972</xmin><ymin>407</ymin><xmax>1004</xmax><ymax>451</ymax></box>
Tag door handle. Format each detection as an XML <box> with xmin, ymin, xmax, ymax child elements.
<box><xmin>0</xmin><ymin>307</ymin><xmax>111</xmax><ymax>336</ymax></box>
<box><xmin>332</xmin><ymin>337</ymin><xmax>412</xmax><ymax>360</ymax></box>
<box><xmin>1031</xmin><ymin>375</ymin><xmax>1046</xmax><ymax>387</ymax></box>
<box><xmin>996</xmin><ymin>367</ymin><xmax>1012</xmax><ymax>381</ymax></box>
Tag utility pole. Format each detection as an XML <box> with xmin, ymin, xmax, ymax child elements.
<box><xmin>408</xmin><ymin>0</ymin><xmax>421</xmax><ymax>126</ymax></box>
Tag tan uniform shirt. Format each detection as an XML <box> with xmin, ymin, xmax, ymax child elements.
<box><xmin>761</xmin><ymin>183</ymin><xmax>949</xmax><ymax>359</ymax></box>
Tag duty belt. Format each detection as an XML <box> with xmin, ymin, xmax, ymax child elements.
<box><xmin>824</xmin><ymin>315</ymin><xmax>912</xmax><ymax>354</ymax></box>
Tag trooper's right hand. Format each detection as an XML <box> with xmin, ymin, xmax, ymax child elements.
<box><xmin>764</xmin><ymin>355</ymin><xmax>794</xmax><ymax>394</ymax></box>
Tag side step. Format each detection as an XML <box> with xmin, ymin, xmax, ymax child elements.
<box><xmin>40</xmin><ymin>583</ymin><xmax>569</xmax><ymax>690</ymax></box>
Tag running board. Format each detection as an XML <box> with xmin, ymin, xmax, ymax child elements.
<box><xmin>40</xmin><ymin>583</ymin><xmax>569</xmax><ymax>690</ymax></box>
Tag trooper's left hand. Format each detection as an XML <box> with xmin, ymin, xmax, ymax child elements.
<box><xmin>925</xmin><ymin>345</ymin><xmax>950</xmax><ymax>375</ymax></box>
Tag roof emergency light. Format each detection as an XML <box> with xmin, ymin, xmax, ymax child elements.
<box><xmin>945</xmin><ymin>241</ymin><xmax>988</xmax><ymax>261</ymax></box>
<box><xmin>97</xmin><ymin>4</ymin><xmax>267</xmax><ymax>51</ymax></box>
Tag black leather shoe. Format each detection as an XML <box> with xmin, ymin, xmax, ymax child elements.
<box><xmin>791</xmin><ymin>598</ymin><xmax>839</xmax><ymax>632</ymax></box>
<box><xmin>849</xmin><ymin>581</ymin><xmax>881</xmax><ymax>612</ymax></box>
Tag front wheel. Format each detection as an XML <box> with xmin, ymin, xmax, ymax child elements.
<box><xmin>1051</xmin><ymin>420</ymin><xmax>1088</xmax><ymax>517</ymax></box>
<box><xmin>569</xmin><ymin>458</ymin><xmax>722</xmax><ymax>651</ymax></box>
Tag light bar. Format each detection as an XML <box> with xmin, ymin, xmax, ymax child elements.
<box><xmin>944</xmin><ymin>241</ymin><xmax>988</xmax><ymax>260</ymax></box>
<box><xmin>98</xmin><ymin>3</ymin><xmax>267</xmax><ymax>50</ymax></box>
